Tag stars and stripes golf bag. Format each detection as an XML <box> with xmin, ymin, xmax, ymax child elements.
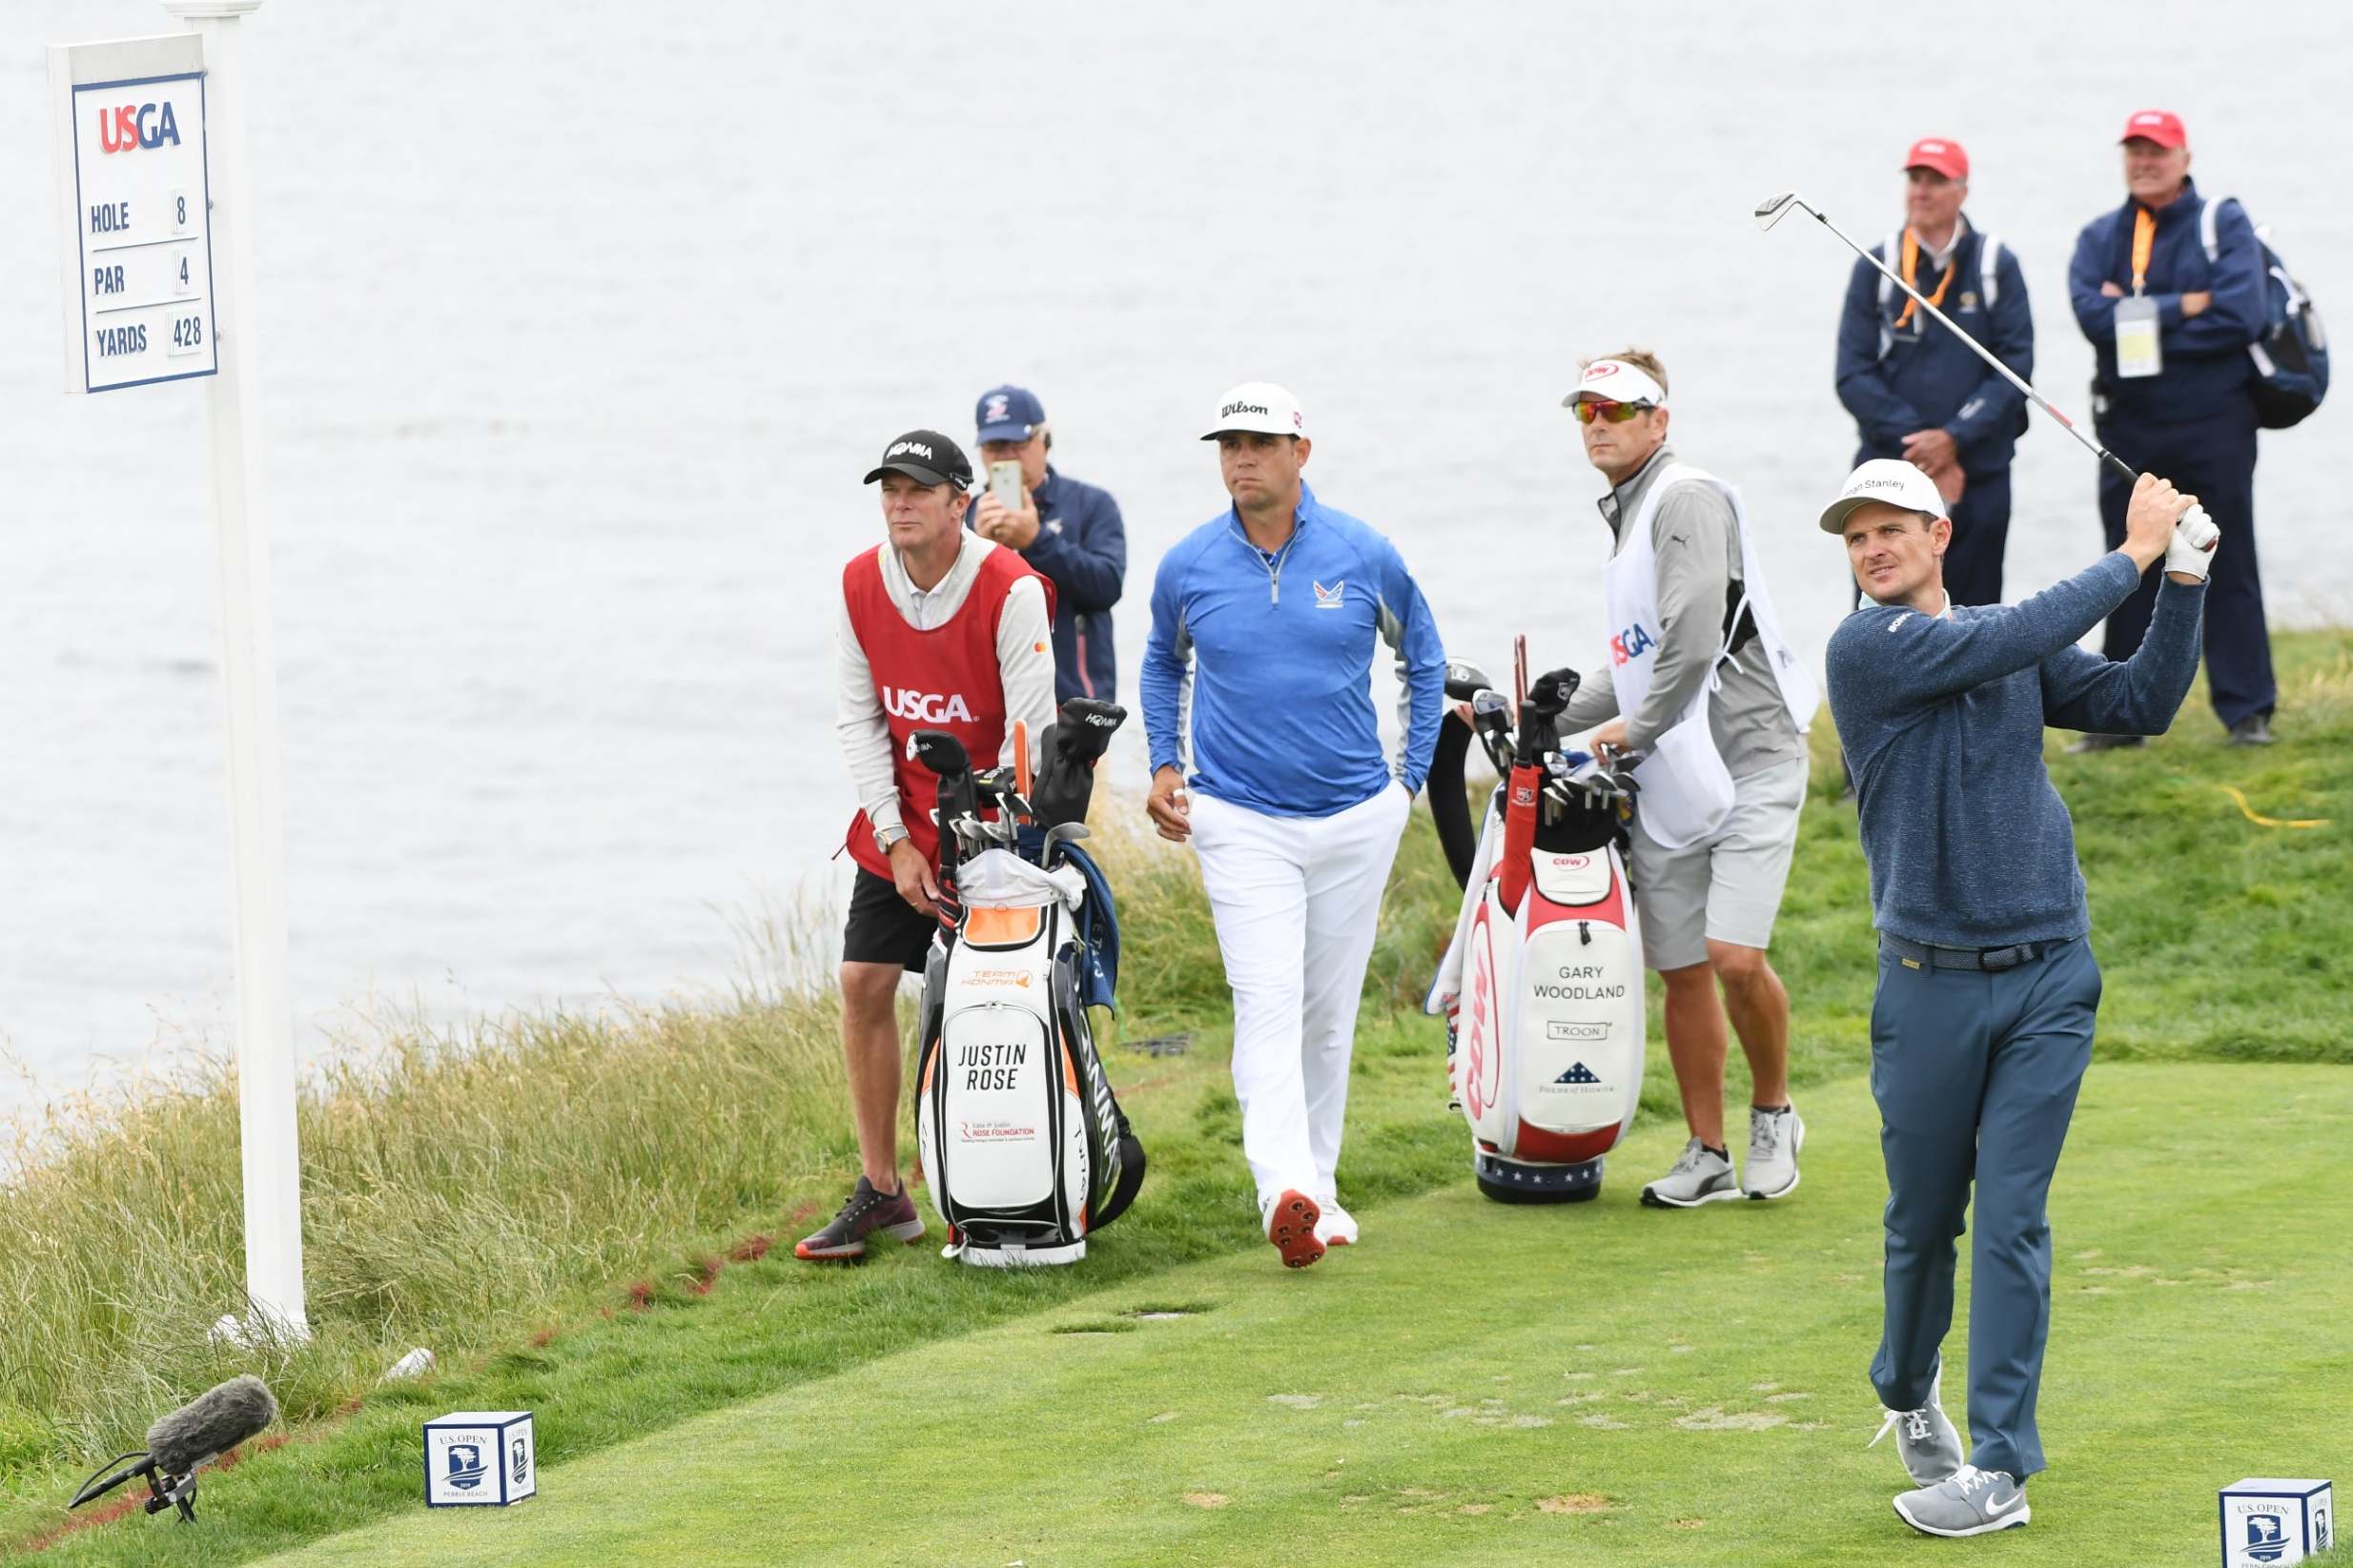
<box><xmin>911</xmin><ymin>702</ymin><xmax>1145</xmax><ymax>1266</ymax></box>
<box><xmin>1425</xmin><ymin>663</ymin><xmax>1646</xmax><ymax>1203</ymax></box>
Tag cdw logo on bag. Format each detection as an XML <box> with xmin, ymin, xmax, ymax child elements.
<box><xmin>885</xmin><ymin>687</ymin><xmax>976</xmax><ymax>723</ymax></box>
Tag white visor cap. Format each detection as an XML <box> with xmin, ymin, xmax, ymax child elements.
<box><xmin>1563</xmin><ymin>357</ymin><xmax>1668</xmax><ymax>410</ymax></box>
<box><xmin>1202</xmin><ymin>381</ymin><xmax>1307</xmax><ymax>441</ymax></box>
<box><xmin>1819</xmin><ymin>458</ymin><xmax>1950</xmax><ymax>535</ymax></box>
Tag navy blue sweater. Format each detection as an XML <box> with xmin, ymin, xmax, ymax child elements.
<box><xmin>1827</xmin><ymin>556</ymin><xmax>2205</xmax><ymax>947</ymax></box>
<box><xmin>2069</xmin><ymin>178</ymin><xmax>2267</xmax><ymax>426</ymax></box>
<box><xmin>968</xmin><ymin>465</ymin><xmax>1126</xmax><ymax>703</ymax></box>
<box><xmin>1835</xmin><ymin>217</ymin><xmax>2034</xmax><ymax>478</ymax></box>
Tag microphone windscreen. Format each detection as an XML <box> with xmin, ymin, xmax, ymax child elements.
<box><xmin>146</xmin><ymin>1375</ymin><xmax>278</xmax><ymax>1475</ymax></box>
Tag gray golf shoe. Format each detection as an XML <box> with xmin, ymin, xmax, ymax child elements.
<box><xmin>1868</xmin><ymin>1370</ymin><xmax>1964</xmax><ymax>1486</ymax></box>
<box><xmin>1742</xmin><ymin>1104</ymin><xmax>1805</xmax><ymax>1199</ymax></box>
<box><xmin>1640</xmin><ymin>1138</ymin><xmax>1739</xmax><ymax>1208</ymax></box>
<box><xmin>1892</xmin><ymin>1466</ymin><xmax>2030</xmax><ymax>1537</ymax></box>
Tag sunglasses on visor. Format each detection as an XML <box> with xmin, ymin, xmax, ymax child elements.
<box><xmin>1572</xmin><ymin>399</ymin><xmax>1658</xmax><ymax>425</ymax></box>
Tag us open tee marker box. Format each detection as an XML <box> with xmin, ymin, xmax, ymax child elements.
<box><xmin>47</xmin><ymin>31</ymin><xmax>217</xmax><ymax>394</ymax></box>
<box><xmin>2220</xmin><ymin>1478</ymin><xmax>2332</xmax><ymax>1567</ymax></box>
<box><xmin>422</xmin><ymin>1411</ymin><xmax>537</xmax><ymax>1508</ymax></box>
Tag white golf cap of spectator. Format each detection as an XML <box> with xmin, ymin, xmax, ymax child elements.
<box><xmin>1819</xmin><ymin>458</ymin><xmax>1949</xmax><ymax>535</ymax></box>
<box><xmin>1201</xmin><ymin>381</ymin><xmax>1307</xmax><ymax>440</ymax></box>
<box><xmin>1562</xmin><ymin>357</ymin><xmax>1668</xmax><ymax>409</ymax></box>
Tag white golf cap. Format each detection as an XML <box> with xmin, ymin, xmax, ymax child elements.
<box><xmin>1562</xmin><ymin>357</ymin><xmax>1668</xmax><ymax>409</ymax></box>
<box><xmin>1818</xmin><ymin>458</ymin><xmax>1948</xmax><ymax>535</ymax></box>
<box><xmin>1201</xmin><ymin>381</ymin><xmax>1306</xmax><ymax>441</ymax></box>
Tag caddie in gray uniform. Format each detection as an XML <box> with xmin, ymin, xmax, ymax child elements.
<box><xmin>1556</xmin><ymin>350</ymin><xmax>1820</xmax><ymax>1209</ymax></box>
<box><xmin>1821</xmin><ymin>458</ymin><xmax>2212</xmax><ymax>1538</ymax></box>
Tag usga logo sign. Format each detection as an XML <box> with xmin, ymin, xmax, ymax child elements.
<box><xmin>97</xmin><ymin>101</ymin><xmax>182</xmax><ymax>153</ymax></box>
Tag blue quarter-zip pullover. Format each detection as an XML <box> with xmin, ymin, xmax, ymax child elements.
<box><xmin>1141</xmin><ymin>480</ymin><xmax>1444</xmax><ymax>818</ymax></box>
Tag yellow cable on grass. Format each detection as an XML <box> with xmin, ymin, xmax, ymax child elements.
<box><xmin>2218</xmin><ymin>784</ymin><xmax>2329</xmax><ymax>830</ymax></box>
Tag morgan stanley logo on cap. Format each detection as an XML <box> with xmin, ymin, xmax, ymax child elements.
<box><xmin>1201</xmin><ymin>381</ymin><xmax>1307</xmax><ymax>440</ymax></box>
<box><xmin>1562</xmin><ymin>357</ymin><xmax>1668</xmax><ymax>410</ymax></box>
<box><xmin>1817</xmin><ymin>457</ymin><xmax>1949</xmax><ymax>534</ymax></box>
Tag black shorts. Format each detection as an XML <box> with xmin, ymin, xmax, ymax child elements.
<box><xmin>842</xmin><ymin>866</ymin><xmax>936</xmax><ymax>972</ymax></box>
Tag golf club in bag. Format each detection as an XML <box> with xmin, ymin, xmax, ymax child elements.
<box><xmin>1425</xmin><ymin>663</ymin><xmax>1647</xmax><ymax>1203</ymax></box>
<box><xmin>1753</xmin><ymin>188</ymin><xmax>2221</xmax><ymax>557</ymax></box>
<box><xmin>911</xmin><ymin>699</ymin><xmax>1144</xmax><ymax>1266</ymax></box>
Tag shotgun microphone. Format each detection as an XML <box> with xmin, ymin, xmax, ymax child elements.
<box><xmin>70</xmin><ymin>1375</ymin><xmax>278</xmax><ymax>1522</ymax></box>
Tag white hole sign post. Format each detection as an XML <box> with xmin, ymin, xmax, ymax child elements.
<box><xmin>49</xmin><ymin>2</ymin><xmax>308</xmax><ymax>1343</ymax></box>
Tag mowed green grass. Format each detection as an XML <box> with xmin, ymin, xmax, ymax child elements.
<box><xmin>247</xmin><ymin>1063</ymin><xmax>2351</xmax><ymax>1568</ymax></box>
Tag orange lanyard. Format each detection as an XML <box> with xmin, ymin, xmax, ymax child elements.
<box><xmin>2130</xmin><ymin>207</ymin><xmax>2157</xmax><ymax>295</ymax></box>
<box><xmin>1893</xmin><ymin>229</ymin><xmax>1956</xmax><ymax>330</ymax></box>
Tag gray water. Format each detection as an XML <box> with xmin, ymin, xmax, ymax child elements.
<box><xmin>5</xmin><ymin>0</ymin><xmax>2346</xmax><ymax>1112</ymax></box>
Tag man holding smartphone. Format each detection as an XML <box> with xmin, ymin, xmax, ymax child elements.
<box><xmin>969</xmin><ymin>384</ymin><xmax>1128</xmax><ymax>703</ymax></box>
<box><xmin>1141</xmin><ymin>382</ymin><xmax>1445</xmax><ymax>1269</ymax></box>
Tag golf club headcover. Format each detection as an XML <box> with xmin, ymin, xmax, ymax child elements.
<box><xmin>146</xmin><ymin>1375</ymin><xmax>277</xmax><ymax>1476</ymax></box>
<box><xmin>2167</xmin><ymin>504</ymin><xmax>2220</xmax><ymax>581</ymax></box>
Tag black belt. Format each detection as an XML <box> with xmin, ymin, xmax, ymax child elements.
<box><xmin>1880</xmin><ymin>933</ymin><xmax>2054</xmax><ymax>972</ymax></box>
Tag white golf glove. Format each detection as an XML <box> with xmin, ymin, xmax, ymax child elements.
<box><xmin>2166</xmin><ymin>504</ymin><xmax>2220</xmax><ymax>582</ymax></box>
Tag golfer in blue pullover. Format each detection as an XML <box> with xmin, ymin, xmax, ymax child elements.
<box><xmin>1821</xmin><ymin>457</ymin><xmax>2212</xmax><ymax>1539</ymax></box>
<box><xmin>1141</xmin><ymin>382</ymin><xmax>1445</xmax><ymax>1270</ymax></box>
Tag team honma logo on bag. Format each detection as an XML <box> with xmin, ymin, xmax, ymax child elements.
<box><xmin>1313</xmin><ymin>580</ymin><xmax>1345</xmax><ymax>610</ymax></box>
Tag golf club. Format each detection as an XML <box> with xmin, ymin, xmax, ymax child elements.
<box><xmin>1755</xmin><ymin>189</ymin><xmax>2218</xmax><ymax>549</ymax></box>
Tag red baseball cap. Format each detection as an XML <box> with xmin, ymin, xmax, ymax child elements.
<box><xmin>2118</xmin><ymin>109</ymin><xmax>2187</xmax><ymax>149</ymax></box>
<box><xmin>1902</xmin><ymin>137</ymin><xmax>1969</xmax><ymax>181</ymax></box>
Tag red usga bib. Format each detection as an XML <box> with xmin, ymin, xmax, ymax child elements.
<box><xmin>841</xmin><ymin>542</ymin><xmax>1054</xmax><ymax>880</ymax></box>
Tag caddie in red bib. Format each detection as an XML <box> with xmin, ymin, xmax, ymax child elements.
<box><xmin>796</xmin><ymin>428</ymin><xmax>1055</xmax><ymax>1262</ymax></box>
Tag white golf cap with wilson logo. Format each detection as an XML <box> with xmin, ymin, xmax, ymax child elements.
<box><xmin>1201</xmin><ymin>381</ymin><xmax>1307</xmax><ymax>440</ymax></box>
<box><xmin>1562</xmin><ymin>357</ymin><xmax>1668</xmax><ymax>409</ymax></box>
<box><xmin>1818</xmin><ymin>458</ymin><xmax>1949</xmax><ymax>535</ymax></box>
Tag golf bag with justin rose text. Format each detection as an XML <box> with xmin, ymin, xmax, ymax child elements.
<box><xmin>911</xmin><ymin>702</ymin><xmax>1145</xmax><ymax>1266</ymax></box>
<box><xmin>1426</xmin><ymin>662</ymin><xmax>1647</xmax><ymax>1203</ymax></box>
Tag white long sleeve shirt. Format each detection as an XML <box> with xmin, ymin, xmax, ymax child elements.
<box><xmin>834</xmin><ymin>534</ymin><xmax>1056</xmax><ymax>840</ymax></box>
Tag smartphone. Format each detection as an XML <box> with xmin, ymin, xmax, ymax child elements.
<box><xmin>988</xmin><ymin>460</ymin><xmax>1026</xmax><ymax>514</ymax></box>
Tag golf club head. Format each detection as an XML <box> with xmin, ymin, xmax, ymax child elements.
<box><xmin>1052</xmin><ymin>698</ymin><xmax>1125</xmax><ymax>765</ymax></box>
<box><xmin>908</xmin><ymin>729</ymin><xmax>970</xmax><ymax>778</ymax></box>
<box><xmin>1526</xmin><ymin>666</ymin><xmax>1582</xmax><ymax>717</ymax></box>
<box><xmin>1443</xmin><ymin>659</ymin><xmax>1494</xmax><ymax>703</ymax></box>
<box><xmin>1753</xmin><ymin>190</ymin><xmax>1801</xmax><ymax>232</ymax></box>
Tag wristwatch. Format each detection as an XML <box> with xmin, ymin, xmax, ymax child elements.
<box><xmin>873</xmin><ymin>823</ymin><xmax>910</xmax><ymax>856</ymax></box>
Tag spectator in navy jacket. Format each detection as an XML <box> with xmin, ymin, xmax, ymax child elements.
<box><xmin>1835</xmin><ymin>137</ymin><xmax>2032</xmax><ymax>607</ymax></box>
<box><xmin>2068</xmin><ymin>110</ymin><xmax>2276</xmax><ymax>748</ymax></box>
<box><xmin>969</xmin><ymin>385</ymin><xmax>1127</xmax><ymax>703</ymax></box>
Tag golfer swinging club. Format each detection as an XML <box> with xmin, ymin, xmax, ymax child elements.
<box><xmin>1820</xmin><ymin>457</ymin><xmax>2212</xmax><ymax>1537</ymax></box>
<box><xmin>1141</xmin><ymin>382</ymin><xmax>1444</xmax><ymax>1269</ymax></box>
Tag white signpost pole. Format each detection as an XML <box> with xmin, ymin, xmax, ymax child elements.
<box><xmin>156</xmin><ymin>0</ymin><xmax>307</xmax><ymax>1342</ymax></box>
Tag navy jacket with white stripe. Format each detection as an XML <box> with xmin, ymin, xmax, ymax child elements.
<box><xmin>1834</xmin><ymin>215</ymin><xmax>2035</xmax><ymax>479</ymax></box>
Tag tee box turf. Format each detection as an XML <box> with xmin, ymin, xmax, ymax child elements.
<box><xmin>2220</xmin><ymin>1478</ymin><xmax>2332</xmax><ymax>1566</ymax></box>
<box><xmin>422</xmin><ymin>1411</ymin><xmax>538</xmax><ymax>1508</ymax></box>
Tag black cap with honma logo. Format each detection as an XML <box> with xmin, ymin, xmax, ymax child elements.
<box><xmin>862</xmin><ymin>429</ymin><xmax>972</xmax><ymax>488</ymax></box>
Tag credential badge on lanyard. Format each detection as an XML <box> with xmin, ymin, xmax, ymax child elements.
<box><xmin>2116</xmin><ymin>207</ymin><xmax>2163</xmax><ymax>379</ymax></box>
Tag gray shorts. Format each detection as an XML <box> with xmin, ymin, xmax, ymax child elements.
<box><xmin>1628</xmin><ymin>758</ymin><xmax>1807</xmax><ymax>971</ymax></box>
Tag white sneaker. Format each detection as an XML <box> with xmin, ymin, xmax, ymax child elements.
<box><xmin>1640</xmin><ymin>1138</ymin><xmax>1740</xmax><ymax>1208</ymax></box>
<box><xmin>1743</xmin><ymin>1104</ymin><xmax>1804</xmax><ymax>1199</ymax></box>
<box><xmin>1314</xmin><ymin>1201</ymin><xmax>1359</xmax><ymax>1248</ymax></box>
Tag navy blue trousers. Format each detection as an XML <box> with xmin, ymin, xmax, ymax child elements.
<box><xmin>1942</xmin><ymin>469</ymin><xmax>2012</xmax><ymax>608</ymax></box>
<box><xmin>1868</xmin><ymin>936</ymin><xmax>2100</xmax><ymax>1481</ymax></box>
<box><xmin>2096</xmin><ymin>406</ymin><xmax>2275</xmax><ymax>727</ymax></box>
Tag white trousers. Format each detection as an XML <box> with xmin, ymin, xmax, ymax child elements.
<box><xmin>1188</xmin><ymin>781</ymin><xmax>1411</xmax><ymax>1209</ymax></box>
